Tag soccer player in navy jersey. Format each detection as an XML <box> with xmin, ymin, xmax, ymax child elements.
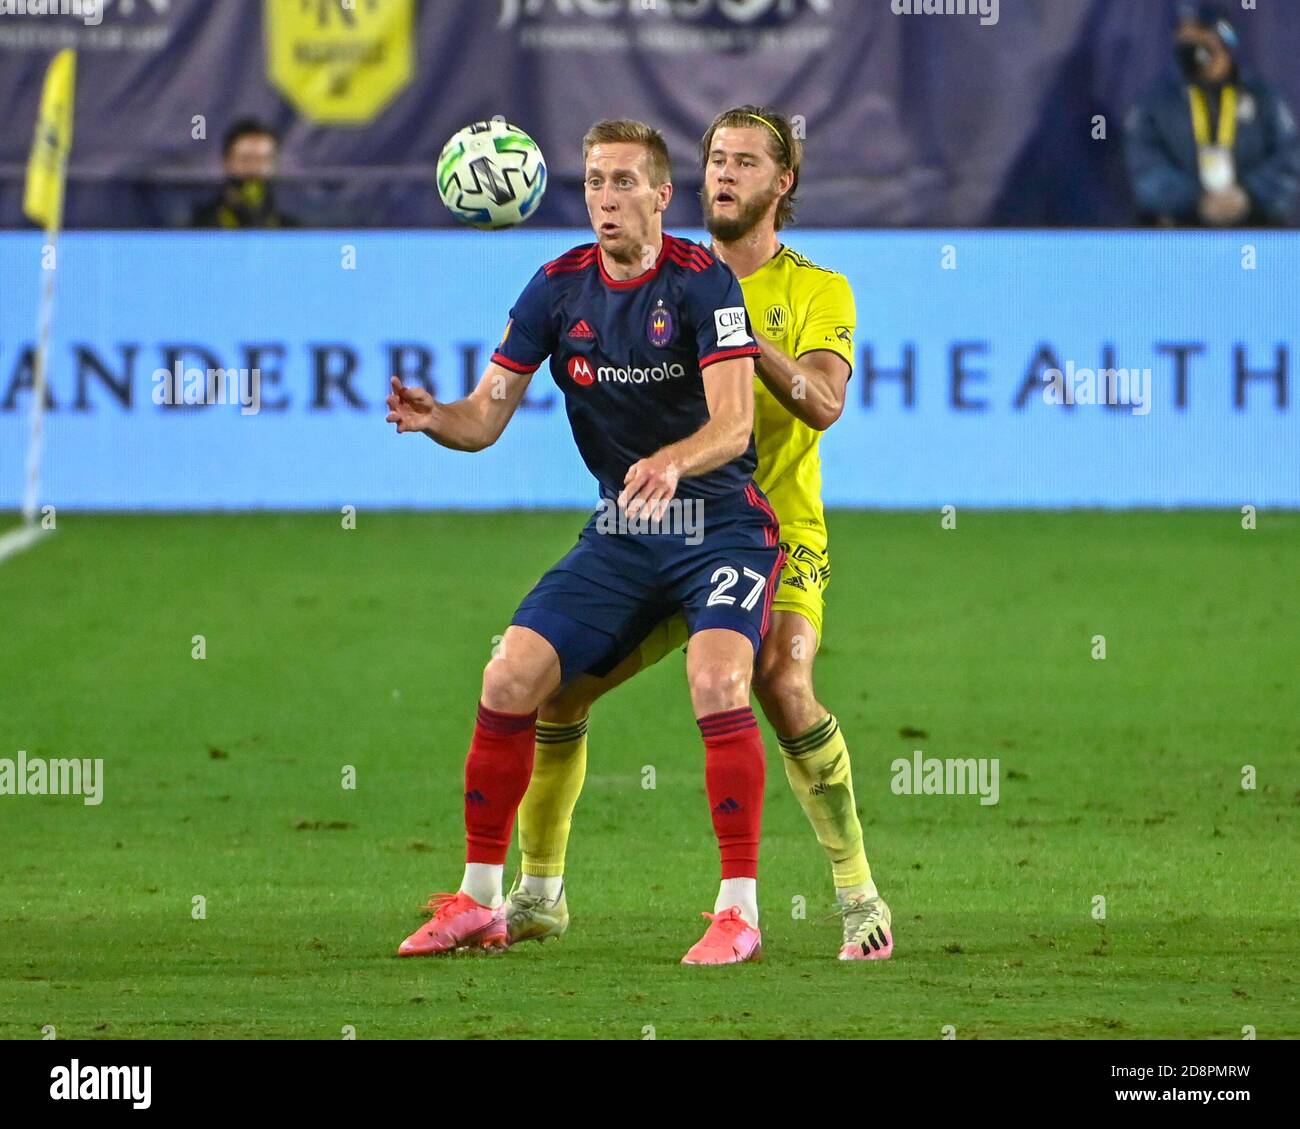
<box><xmin>387</xmin><ymin>119</ymin><xmax>783</xmax><ymax>964</ymax></box>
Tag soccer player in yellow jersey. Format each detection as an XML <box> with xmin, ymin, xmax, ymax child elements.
<box><xmin>507</xmin><ymin>106</ymin><xmax>891</xmax><ymax>961</ymax></box>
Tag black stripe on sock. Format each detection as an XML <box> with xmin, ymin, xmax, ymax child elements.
<box><xmin>698</xmin><ymin>707</ymin><xmax>757</xmax><ymax>736</ymax></box>
<box><xmin>477</xmin><ymin>703</ymin><xmax>538</xmax><ymax>735</ymax></box>
<box><xmin>535</xmin><ymin>719</ymin><xmax>588</xmax><ymax>744</ymax></box>
<box><xmin>779</xmin><ymin>714</ymin><xmax>838</xmax><ymax>756</ymax></box>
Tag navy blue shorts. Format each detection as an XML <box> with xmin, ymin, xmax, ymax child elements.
<box><xmin>512</xmin><ymin>483</ymin><xmax>784</xmax><ymax>683</ymax></box>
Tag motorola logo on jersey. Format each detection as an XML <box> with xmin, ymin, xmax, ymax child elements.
<box><xmin>566</xmin><ymin>356</ymin><xmax>687</xmax><ymax>388</ymax></box>
<box><xmin>567</xmin><ymin>355</ymin><xmax>596</xmax><ymax>386</ymax></box>
<box><xmin>599</xmin><ymin>362</ymin><xmax>686</xmax><ymax>385</ymax></box>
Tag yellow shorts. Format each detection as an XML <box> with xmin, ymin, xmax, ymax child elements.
<box><xmin>770</xmin><ymin>523</ymin><xmax>829</xmax><ymax>641</ymax></box>
<box><xmin>634</xmin><ymin>524</ymin><xmax>829</xmax><ymax>669</ymax></box>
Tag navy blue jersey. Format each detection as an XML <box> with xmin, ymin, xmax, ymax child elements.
<box><xmin>490</xmin><ymin>234</ymin><xmax>763</xmax><ymax>500</ymax></box>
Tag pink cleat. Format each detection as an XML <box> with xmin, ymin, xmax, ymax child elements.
<box><xmin>681</xmin><ymin>905</ymin><xmax>762</xmax><ymax>965</ymax></box>
<box><xmin>397</xmin><ymin>891</ymin><xmax>507</xmax><ymax>956</ymax></box>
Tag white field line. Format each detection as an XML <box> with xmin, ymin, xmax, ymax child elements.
<box><xmin>0</xmin><ymin>524</ymin><xmax>53</xmax><ymax>564</ymax></box>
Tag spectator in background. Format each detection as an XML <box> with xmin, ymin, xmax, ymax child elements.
<box><xmin>192</xmin><ymin>119</ymin><xmax>299</xmax><ymax>229</ymax></box>
<box><xmin>1125</xmin><ymin>4</ymin><xmax>1300</xmax><ymax>227</ymax></box>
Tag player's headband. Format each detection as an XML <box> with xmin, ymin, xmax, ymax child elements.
<box><xmin>746</xmin><ymin>112</ymin><xmax>790</xmax><ymax>165</ymax></box>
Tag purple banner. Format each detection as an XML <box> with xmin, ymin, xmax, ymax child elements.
<box><xmin>1</xmin><ymin>0</ymin><xmax>1298</xmax><ymax>228</ymax></box>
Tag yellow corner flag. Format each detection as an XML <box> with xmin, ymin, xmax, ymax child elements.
<box><xmin>24</xmin><ymin>48</ymin><xmax>77</xmax><ymax>234</ymax></box>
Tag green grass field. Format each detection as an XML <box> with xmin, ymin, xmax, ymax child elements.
<box><xmin>1</xmin><ymin>511</ymin><xmax>1297</xmax><ymax>1040</ymax></box>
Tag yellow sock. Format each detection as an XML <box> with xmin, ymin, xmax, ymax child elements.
<box><xmin>779</xmin><ymin>714</ymin><xmax>871</xmax><ymax>889</ymax></box>
<box><xmin>518</xmin><ymin>718</ymin><xmax>588</xmax><ymax>878</ymax></box>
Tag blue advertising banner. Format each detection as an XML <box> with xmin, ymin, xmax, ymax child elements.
<box><xmin>0</xmin><ymin>230</ymin><xmax>1296</xmax><ymax>509</ymax></box>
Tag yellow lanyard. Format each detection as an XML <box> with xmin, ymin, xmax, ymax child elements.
<box><xmin>1189</xmin><ymin>84</ymin><xmax>1237</xmax><ymax>149</ymax></box>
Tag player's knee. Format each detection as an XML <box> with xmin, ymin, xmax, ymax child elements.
<box><xmin>753</xmin><ymin>659</ymin><xmax>816</xmax><ymax>723</ymax></box>
<box><xmin>753</xmin><ymin>659</ymin><xmax>813</xmax><ymax>709</ymax></box>
<box><xmin>689</xmin><ymin>663</ymin><xmax>751</xmax><ymax>715</ymax></box>
<box><xmin>481</xmin><ymin>655</ymin><xmax>543</xmax><ymax>715</ymax></box>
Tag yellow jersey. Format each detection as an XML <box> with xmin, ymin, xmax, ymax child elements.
<box><xmin>737</xmin><ymin>245</ymin><xmax>856</xmax><ymax>535</ymax></box>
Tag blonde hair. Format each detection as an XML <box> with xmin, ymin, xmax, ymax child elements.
<box><xmin>582</xmin><ymin>119</ymin><xmax>673</xmax><ymax>186</ymax></box>
<box><xmin>699</xmin><ymin>104</ymin><xmax>802</xmax><ymax>230</ymax></box>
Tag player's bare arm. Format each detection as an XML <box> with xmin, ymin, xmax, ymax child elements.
<box><xmin>753</xmin><ymin>340</ymin><xmax>850</xmax><ymax>432</ymax></box>
<box><xmin>385</xmin><ymin>364</ymin><xmax>532</xmax><ymax>452</ymax></box>
<box><xmin>619</xmin><ymin>355</ymin><xmax>755</xmax><ymax>517</ymax></box>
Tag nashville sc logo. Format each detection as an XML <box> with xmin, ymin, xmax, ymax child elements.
<box><xmin>567</xmin><ymin>354</ymin><xmax>685</xmax><ymax>388</ymax></box>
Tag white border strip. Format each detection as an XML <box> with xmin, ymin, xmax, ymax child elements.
<box><xmin>0</xmin><ymin>524</ymin><xmax>52</xmax><ymax>563</ymax></box>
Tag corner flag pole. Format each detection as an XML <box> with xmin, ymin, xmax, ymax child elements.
<box><xmin>21</xmin><ymin>48</ymin><xmax>77</xmax><ymax>531</ymax></box>
<box><xmin>24</xmin><ymin>232</ymin><xmax>59</xmax><ymax>528</ymax></box>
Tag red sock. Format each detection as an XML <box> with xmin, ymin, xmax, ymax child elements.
<box><xmin>464</xmin><ymin>702</ymin><xmax>536</xmax><ymax>865</ymax></box>
<box><xmin>698</xmin><ymin>707</ymin><xmax>765</xmax><ymax>879</ymax></box>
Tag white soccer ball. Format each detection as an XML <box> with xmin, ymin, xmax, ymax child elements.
<box><xmin>437</xmin><ymin>120</ymin><xmax>547</xmax><ymax>230</ymax></box>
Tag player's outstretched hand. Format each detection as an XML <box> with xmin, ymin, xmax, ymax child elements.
<box><xmin>619</xmin><ymin>454</ymin><xmax>679</xmax><ymax>522</ymax></box>
<box><xmin>386</xmin><ymin>376</ymin><xmax>436</xmax><ymax>434</ymax></box>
